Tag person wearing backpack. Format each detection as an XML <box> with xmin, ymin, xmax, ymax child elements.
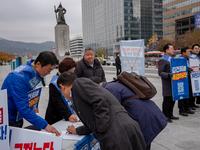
<box><xmin>58</xmin><ymin>72</ymin><xmax>146</xmax><ymax>150</ymax></box>
<box><xmin>89</xmin><ymin>76</ymin><xmax>167</xmax><ymax>150</ymax></box>
<box><xmin>158</xmin><ymin>43</ymin><xmax>179</xmax><ymax>123</ymax></box>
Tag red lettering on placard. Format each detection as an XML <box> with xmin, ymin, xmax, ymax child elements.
<box><xmin>49</xmin><ymin>142</ymin><xmax>54</xmax><ymax>150</ymax></box>
<box><xmin>15</xmin><ymin>143</ymin><xmax>23</xmax><ymax>150</ymax></box>
<box><xmin>23</xmin><ymin>143</ymin><xmax>33</xmax><ymax>150</ymax></box>
<box><xmin>0</xmin><ymin>107</ymin><xmax>3</xmax><ymax>125</ymax></box>
<box><xmin>33</xmin><ymin>143</ymin><xmax>42</xmax><ymax>150</ymax></box>
<box><xmin>14</xmin><ymin>142</ymin><xmax>54</xmax><ymax>150</ymax></box>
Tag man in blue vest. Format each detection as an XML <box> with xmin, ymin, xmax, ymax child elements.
<box><xmin>178</xmin><ymin>47</ymin><xmax>195</xmax><ymax>116</ymax></box>
<box><xmin>158</xmin><ymin>43</ymin><xmax>179</xmax><ymax>123</ymax></box>
<box><xmin>189</xmin><ymin>44</ymin><xmax>200</xmax><ymax>108</ymax></box>
<box><xmin>1</xmin><ymin>51</ymin><xmax>60</xmax><ymax>136</ymax></box>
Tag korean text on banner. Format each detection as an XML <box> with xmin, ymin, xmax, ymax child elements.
<box><xmin>120</xmin><ymin>40</ymin><xmax>145</xmax><ymax>76</ymax></box>
<box><xmin>9</xmin><ymin>127</ymin><xmax>62</xmax><ymax>150</ymax></box>
<box><xmin>16</xmin><ymin>87</ymin><xmax>42</xmax><ymax>121</ymax></box>
<box><xmin>189</xmin><ymin>58</ymin><xmax>200</xmax><ymax>96</ymax></box>
<box><xmin>0</xmin><ymin>89</ymin><xmax>9</xmax><ymax>150</ymax></box>
<box><xmin>171</xmin><ymin>58</ymin><xmax>189</xmax><ymax>101</ymax></box>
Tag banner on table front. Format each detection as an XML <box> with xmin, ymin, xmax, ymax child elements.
<box><xmin>171</xmin><ymin>58</ymin><xmax>189</xmax><ymax>101</ymax></box>
<box><xmin>9</xmin><ymin>127</ymin><xmax>62</xmax><ymax>150</ymax></box>
<box><xmin>74</xmin><ymin>133</ymin><xmax>100</xmax><ymax>150</ymax></box>
<box><xmin>120</xmin><ymin>40</ymin><xmax>145</xmax><ymax>76</ymax></box>
<box><xmin>0</xmin><ymin>89</ymin><xmax>9</xmax><ymax>150</ymax></box>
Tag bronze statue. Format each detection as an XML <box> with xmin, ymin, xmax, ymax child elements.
<box><xmin>54</xmin><ymin>3</ymin><xmax>66</xmax><ymax>24</ymax></box>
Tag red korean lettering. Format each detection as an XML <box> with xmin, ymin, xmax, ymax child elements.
<box><xmin>33</xmin><ymin>143</ymin><xmax>42</xmax><ymax>150</ymax></box>
<box><xmin>15</xmin><ymin>143</ymin><xmax>23</xmax><ymax>150</ymax></box>
<box><xmin>0</xmin><ymin>108</ymin><xmax>3</xmax><ymax>124</ymax></box>
<box><xmin>24</xmin><ymin>143</ymin><xmax>33</xmax><ymax>150</ymax></box>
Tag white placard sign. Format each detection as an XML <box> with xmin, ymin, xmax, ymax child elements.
<box><xmin>189</xmin><ymin>58</ymin><xmax>200</xmax><ymax>96</ymax></box>
<box><xmin>189</xmin><ymin>58</ymin><xmax>199</xmax><ymax>73</ymax></box>
<box><xmin>9</xmin><ymin>127</ymin><xmax>62</xmax><ymax>150</ymax></box>
<box><xmin>0</xmin><ymin>89</ymin><xmax>9</xmax><ymax>150</ymax></box>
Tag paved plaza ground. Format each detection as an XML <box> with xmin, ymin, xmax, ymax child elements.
<box><xmin>1</xmin><ymin>65</ymin><xmax>200</xmax><ymax>150</ymax></box>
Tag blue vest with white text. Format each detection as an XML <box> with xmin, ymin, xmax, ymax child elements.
<box><xmin>50</xmin><ymin>75</ymin><xmax>74</xmax><ymax>114</ymax></box>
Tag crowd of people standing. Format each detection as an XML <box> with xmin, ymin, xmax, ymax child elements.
<box><xmin>158</xmin><ymin>43</ymin><xmax>200</xmax><ymax>123</ymax></box>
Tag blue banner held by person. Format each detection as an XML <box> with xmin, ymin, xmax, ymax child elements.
<box><xmin>171</xmin><ymin>58</ymin><xmax>189</xmax><ymax>101</ymax></box>
<box><xmin>120</xmin><ymin>40</ymin><xmax>145</xmax><ymax>76</ymax></box>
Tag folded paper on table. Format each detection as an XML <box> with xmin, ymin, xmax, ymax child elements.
<box><xmin>61</xmin><ymin>131</ymin><xmax>85</xmax><ymax>141</ymax></box>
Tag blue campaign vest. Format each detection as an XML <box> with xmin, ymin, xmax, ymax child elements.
<box><xmin>50</xmin><ymin>75</ymin><xmax>74</xmax><ymax>114</ymax></box>
<box><xmin>189</xmin><ymin>54</ymin><xmax>200</xmax><ymax>66</ymax></box>
<box><xmin>161</xmin><ymin>54</ymin><xmax>172</xmax><ymax>62</ymax></box>
<box><xmin>12</xmin><ymin>59</ymin><xmax>41</xmax><ymax>90</ymax></box>
<box><xmin>180</xmin><ymin>56</ymin><xmax>190</xmax><ymax>67</ymax></box>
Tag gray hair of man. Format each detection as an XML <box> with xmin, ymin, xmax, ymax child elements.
<box><xmin>85</xmin><ymin>47</ymin><xmax>94</xmax><ymax>53</ymax></box>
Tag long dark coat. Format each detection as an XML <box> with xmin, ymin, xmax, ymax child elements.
<box><xmin>158</xmin><ymin>58</ymin><xmax>172</xmax><ymax>96</ymax></box>
<box><xmin>72</xmin><ymin>78</ymin><xmax>146</xmax><ymax>150</ymax></box>
<box><xmin>102</xmin><ymin>82</ymin><xmax>167</xmax><ymax>146</ymax></box>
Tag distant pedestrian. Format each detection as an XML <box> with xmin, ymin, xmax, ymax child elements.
<box><xmin>103</xmin><ymin>57</ymin><xmax>106</xmax><ymax>65</ymax></box>
<box><xmin>158</xmin><ymin>43</ymin><xmax>179</xmax><ymax>123</ymax></box>
<box><xmin>115</xmin><ymin>52</ymin><xmax>121</xmax><ymax>76</ymax></box>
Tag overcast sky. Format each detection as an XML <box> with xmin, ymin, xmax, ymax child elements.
<box><xmin>0</xmin><ymin>0</ymin><xmax>82</xmax><ymax>43</ymax></box>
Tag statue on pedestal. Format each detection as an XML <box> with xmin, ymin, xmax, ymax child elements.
<box><xmin>54</xmin><ymin>3</ymin><xmax>66</xmax><ymax>24</ymax></box>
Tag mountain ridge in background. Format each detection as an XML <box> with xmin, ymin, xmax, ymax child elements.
<box><xmin>0</xmin><ymin>38</ymin><xmax>55</xmax><ymax>55</ymax></box>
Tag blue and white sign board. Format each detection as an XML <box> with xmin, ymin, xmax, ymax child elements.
<box><xmin>190</xmin><ymin>72</ymin><xmax>200</xmax><ymax>97</ymax></box>
<box><xmin>171</xmin><ymin>58</ymin><xmax>189</xmax><ymax>101</ymax></box>
<box><xmin>9</xmin><ymin>127</ymin><xmax>62</xmax><ymax>150</ymax></box>
<box><xmin>189</xmin><ymin>58</ymin><xmax>200</xmax><ymax>96</ymax></box>
<box><xmin>16</xmin><ymin>87</ymin><xmax>42</xmax><ymax>121</ymax></box>
<box><xmin>0</xmin><ymin>89</ymin><xmax>9</xmax><ymax>150</ymax></box>
<box><xmin>120</xmin><ymin>40</ymin><xmax>145</xmax><ymax>76</ymax></box>
<box><xmin>195</xmin><ymin>12</ymin><xmax>200</xmax><ymax>28</ymax></box>
<box><xmin>74</xmin><ymin>133</ymin><xmax>100</xmax><ymax>150</ymax></box>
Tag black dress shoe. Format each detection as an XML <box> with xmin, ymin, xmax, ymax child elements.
<box><xmin>179</xmin><ymin>112</ymin><xmax>188</xmax><ymax>116</ymax></box>
<box><xmin>193</xmin><ymin>105</ymin><xmax>200</xmax><ymax>108</ymax></box>
<box><xmin>171</xmin><ymin>116</ymin><xmax>179</xmax><ymax>120</ymax></box>
<box><xmin>186</xmin><ymin>110</ymin><xmax>195</xmax><ymax>114</ymax></box>
<box><xmin>167</xmin><ymin>118</ymin><xmax>172</xmax><ymax>123</ymax></box>
<box><xmin>190</xmin><ymin>107</ymin><xmax>196</xmax><ymax>110</ymax></box>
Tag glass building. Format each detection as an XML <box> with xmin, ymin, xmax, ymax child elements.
<box><xmin>82</xmin><ymin>0</ymin><xmax>163</xmax><ymax>55</ymax></box>
<box><xmin>163</xmin><ymin>0</ymin><xmax>200</xmax><ymax>40</ymax></box>
<box><xmin>70</xmin><ymin>35</ymin><xmax>83</xmax><ymax>57</ymax></box>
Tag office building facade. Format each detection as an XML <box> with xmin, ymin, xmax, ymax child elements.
<box><xmin>70</xmin><ymin>36</ymin><xmax>83</xmax><ymax>57</ymax></box>
<box><xmin>163</xmin><ymin>0</ymin><xmax>200</xmax><ymax>40</ymax></box>
<box><xmin>82</xmin><ymin>0</ymin><xmax>163</xmax><ymax>56</ymax></box>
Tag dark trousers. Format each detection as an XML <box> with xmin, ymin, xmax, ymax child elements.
<box><xmin>196</xmin><ymin>96</ymin><xmax>200</xmax><ymax>104</ymax></box>
<box><xmin>162</xmin><ymin>96</ymin><xmax>175</xmax><ymax>118</ymax></box>
<box><xmin>116</xmin><ymin>66</ymin><xmax>121</xmax><ymax>76</ymax></box>
<box><xmin>178</xmin><ymin>98</ymin><xmax>190</xmax><ymax>112</ymax></box>
<box><xmin>9</xmin><ymin>119</ymin><xmax>41</xmax><ymax>131</ymax></box>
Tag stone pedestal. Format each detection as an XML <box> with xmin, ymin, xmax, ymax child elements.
<box><xmin>55</xmin><ymin>24</ymin><xmax>71</xmax><ymax>61</ymax></box>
